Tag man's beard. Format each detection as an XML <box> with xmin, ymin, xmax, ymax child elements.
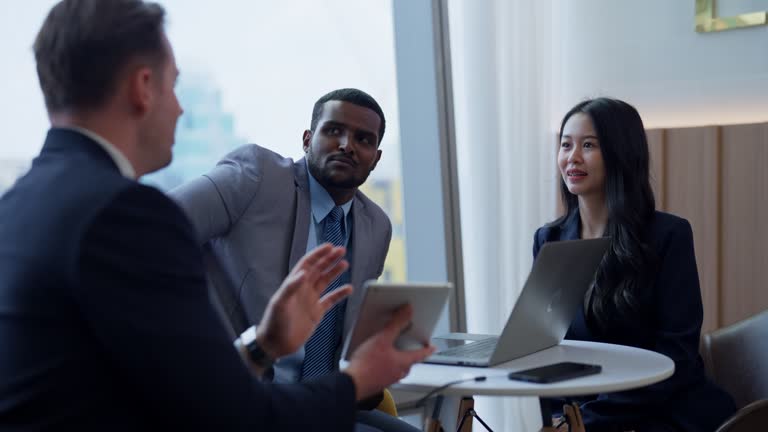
<box><xmin>307</xmin><ymin>156</ymin><xmax>368</xmax><ymax>190</ymax></box>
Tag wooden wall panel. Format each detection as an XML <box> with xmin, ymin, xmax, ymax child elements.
<box><xmin>664</xmin><ymin>127</ymin><xmax>720</xmax><ymax>333</ymax></box>
<box><xmin>646</xmin><ymin>129</ymin><xmax>665</xmax><ymax>209</ymax></box>
<box><xmin>720</xmin><ymin>123</ymin><xmax>768</xmax><ymax>326</ymax></box>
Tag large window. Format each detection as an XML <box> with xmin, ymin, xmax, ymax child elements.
<box><xmin>0</xmin><ymin>1</ymin><xmax>56</xmax><ymax>194</ymax></box>
<box><xmin>0</xmin><ymin>0</ymin><xmax>407</xmax><ymax>282</ymax></box>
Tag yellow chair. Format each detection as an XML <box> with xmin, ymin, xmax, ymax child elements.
<box><xmin>376</xmin><ymin>389</ymin><xmax>398</xmax><ymax>416</ymax></box>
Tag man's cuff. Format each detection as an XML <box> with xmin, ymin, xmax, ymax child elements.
<box><xmin>356</xmin><ymin>391</ymin><xmax>385</xmax><ymax>411</ymax></box>
<box><xmin>233</xmin><ymin>334</ymin><xmax>275</xmax><ymax>380</ymax></box>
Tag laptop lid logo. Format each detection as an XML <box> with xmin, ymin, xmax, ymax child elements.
<box><xmin>547</xmin><ymin>288</ymin><xmax>563</xmax><ymax>313</ymax></box>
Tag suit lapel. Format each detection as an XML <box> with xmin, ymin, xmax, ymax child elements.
<box><xmin>289</xmin><ymin>159</ymin><xmax>311</xmax><ymax>270</ymax></box>
<box><xmin>561</xmin><ymin>210</ymin><xmax>581</xmax><ymax>241</ymax></box>
<box><xmin>343</xmin><ymin>196</ymin><xmax>370</xmax><ymax>336</ymax></box>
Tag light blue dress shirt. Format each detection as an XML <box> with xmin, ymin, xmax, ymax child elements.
<box><xmin>305</xmin><ymin>168</ymin><xmax>353</xmax><ymax>252</ymax></box>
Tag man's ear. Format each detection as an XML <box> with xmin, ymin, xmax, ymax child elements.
<box><xmin>302</xmin><ymin>129</ymin><xmax>312</xmax><ymax>153</ymax></box>
<box><xmin>128</xmin><ymin>66</ymin><xmax>154</xmax><ymax>115</ymax></box>
<box><xmin>370</xmin><ymin>149</ymin><xmax>382</xmax><ymax>171</ymax></box>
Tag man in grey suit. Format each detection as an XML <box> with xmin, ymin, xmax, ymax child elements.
<box><xmin>172</xmin><ymin>88</ymin><xmax>417</xmax><ymax>432</ymax></box>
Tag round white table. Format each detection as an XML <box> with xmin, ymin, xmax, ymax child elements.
<box><xmin>393</xmin><ymin>340</ymin><xmax>675</xmax><ymax>431</ymax></box>
<box><xmin>396</xmin><ymin>339</ymin><xmax>674</xmax><ymax>397</ymax></box>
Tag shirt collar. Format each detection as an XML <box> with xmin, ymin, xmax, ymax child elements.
<box><xmin>306</xmin><ymin>164</ymin><xmax>353</xmax><ymax>224</ymax></box>
<box><xmin>60</xmin><ymin>126</ymin><xmax>136</xmax><ymax>179</ymax></box>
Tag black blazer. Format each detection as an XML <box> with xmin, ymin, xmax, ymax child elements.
<box><xmin>0</xmin><ymin>129</ymin><xmax>356</xmax><ymax>430</ymax></box>
<box><xmin>533</xmin><ymin>210</ymin><xmax>735</xmax><ymax>432</ymax></box>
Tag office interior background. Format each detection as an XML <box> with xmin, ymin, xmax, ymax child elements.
<box><xmin>1</xmin><ymin>1</ymin><xmax>766</xmax><ymax>430</ymax></box>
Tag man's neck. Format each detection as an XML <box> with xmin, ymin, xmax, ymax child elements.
<box><xmin>324</xmin><ymin>185</ymin><xmax>356</xmax><ymax>206</ymax></box>
<box><xmin>306</xmin><ymin>165</ymin><xmax>357</xmax><ymax>206</ymax></box>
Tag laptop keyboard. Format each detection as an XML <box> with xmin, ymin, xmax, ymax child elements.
<box><xmin>437</xmin><ymin>337</ymin><xmax>499</xmax><ymax>359</ymax></box>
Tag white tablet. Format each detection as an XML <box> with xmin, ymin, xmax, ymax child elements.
<box><xmin>342</xmin><ymin>281</ymin><xmax>452</xmax><ymax>360</ymax></box>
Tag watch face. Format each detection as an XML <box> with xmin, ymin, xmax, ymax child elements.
<box><xmin>247</xmin><ymin>339</ymin><xmax>274</xmax><ymax>368</ymax></box>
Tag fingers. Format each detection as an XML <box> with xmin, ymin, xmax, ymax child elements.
<box><xmin>382</xmin><ymin>304</ymin><xmax>414</xmax><ymax>341</ymax></box>
<box><xmin>562</xmin><ymin>404</ymin><xmax>574</xmax><ymax>428</ymax></box>
<box><xmin>570</xmin><ymin>402</ymin><xmax>584</xmax><ymax>428</ymax></box>
<box><xmin>563</xmin><ymin>403</ymin><xmax>584</xmax><ymax>431</ymax></box>
<box><xmin>296</xmin><ymin>244</ymin><xmax>348</xmax><ymax>294</ymax></box>
<box><xmin>283</xmin><ymin>245</ymin><xmax>346</xmax><ymax>296</ymax></box>
<box><xmin>406</xmin><ymin>344</ymin><xmax>436</xmax><ymax>362</ymax></box>
<box><xmin>277</xmin><ymin>244</ymin><xmax>348</xmax><ymax>309</ymax></box>
<box><xmin>312</xmin><ymin>247</ymin><xmax>347</xmax><ymax>278</ymax></box>
<box><xmin>294</xmin><ymin>244</ymin><xmax>346</xmax><ymax>276</ymax></box>
<box><xmin>293</xmin><ymin>243</ymin><xmax>332</xmax><ymax>270</ymax></box>
<box><xmin>392</xmin><ymin>345</ymin><xmax>434</xmax><ymax>380</ymax></box>
<box><xmin>396</xmin><ymin>344</ymin><xmax>435</xmax><ymax>369</ymax></box>
<box><xmin>277</xmin><ymin>269</ymin><xmax>306</xmax><ymax>296</ymax></box>
<box><xmin>314</xmin><ymin>259</ymin><xmax>349</xmax><ymax>292</ymax></box>
<box><xmin>319</xmin><ymin>284</ymin><xmax>353</xmax><ymax>311</ymax></box>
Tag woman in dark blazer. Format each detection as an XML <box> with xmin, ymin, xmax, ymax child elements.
<box><xmin>533</xmin><ymin>98</ymin><xmax>735</xmax><ymax>432</ymax></box>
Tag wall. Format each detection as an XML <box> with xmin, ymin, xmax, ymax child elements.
<box><xmin>647</xmin><ymin>122</ymin><xmax>768</xmax><ymax>332</ymax></box>
<box><xmin>552</xmin><ymin>1</ymin><xmax>768</xmax><ymax>332</ymax></box>
<box><xmin>555</xmin><ymin>0</ymin><xmax>768</xmax><ymax>128</ymax></box>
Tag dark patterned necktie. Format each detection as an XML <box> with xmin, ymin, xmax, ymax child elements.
<box><xmin>300</xmin><ymin>206</ymin><xmax>348</xmax><ymax>379</ymax></box>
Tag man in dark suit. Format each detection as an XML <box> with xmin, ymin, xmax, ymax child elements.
<box><xmin>0</xmin><ymin>0</ymin><xmax>433</xmax><ymax>430</ymax></box>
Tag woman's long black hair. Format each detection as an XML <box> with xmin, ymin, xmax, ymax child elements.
<box><xmin>554</xmin><ymin>98</ymin><xmax>657</xmax><ymax>335</ymax></box>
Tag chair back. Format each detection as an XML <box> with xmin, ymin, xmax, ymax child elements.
<box><xmin>701</xmin><ymin>309</ymin><xmax>768</xmax><ymax>408</ymax></box>
<box><xmin>714</xmin><ymin>399</ymin><xmax>768</xmax><ymax>432</ymax></box>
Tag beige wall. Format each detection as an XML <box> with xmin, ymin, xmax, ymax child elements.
<box><xmin>554</xmin><ymin>0</ymin><xmax>768</xmax><ymax>129</ymax></box>
<box><xmin>649</xmin><ymin>122</ymin><xmax>768</xmax><ymax>332</ymax></box>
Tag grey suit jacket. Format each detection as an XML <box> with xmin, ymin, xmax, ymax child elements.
<box><xmin>170</xmin><ymin>144</ymin><xmax>392</xmax><ymax>382</ymax></box>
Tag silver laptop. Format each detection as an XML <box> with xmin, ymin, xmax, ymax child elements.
<box><xmin>426</xmin><ymin>237</ymin><xmax>610</xmax><ymax>367</ymax></box>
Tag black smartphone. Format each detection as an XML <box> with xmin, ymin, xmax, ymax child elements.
<box><xmin>507</xmin><ymin>362</ymin><xmax>602</xmax><ymax>383</ymax></box>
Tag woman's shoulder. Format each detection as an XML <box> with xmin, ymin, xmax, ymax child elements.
<box><xmin>535</xmin><ymin>215</ymin><xmax>568</xmax><ymax>242</ymax></box>
<box><xmin>650</xmin><ymin>211</ymin><xmax>692</xmax><ymax>234</ymax></box>
<box><xmin>648</xmin><ymin>210</ymin><xmax>695</xmax><ymax>250</ymax></box>
<box><xmin>533</xmin><ymin>216</ymin><xmax>566</xmax><ymax>257</ymax></box>
<box><xmin>534</xmin><ymin>223</ymin><xmax>556</xmax><ymax>240</ymax></box>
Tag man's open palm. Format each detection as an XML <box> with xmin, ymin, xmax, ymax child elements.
<box><xmin>256</xmin><ymin>244</ymin><xmax>352</xmax><ymax>358</ymax></box>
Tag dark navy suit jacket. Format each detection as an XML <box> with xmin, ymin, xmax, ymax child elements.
<box><xmin>0</xmin><ymin>129</ymin><xmax>356</xmax><ymax>430</ymax></box>
<box><xmin>533</xmin><ymin>210</ymin><xmax>735</xmax><ymax>432</ymax></box>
